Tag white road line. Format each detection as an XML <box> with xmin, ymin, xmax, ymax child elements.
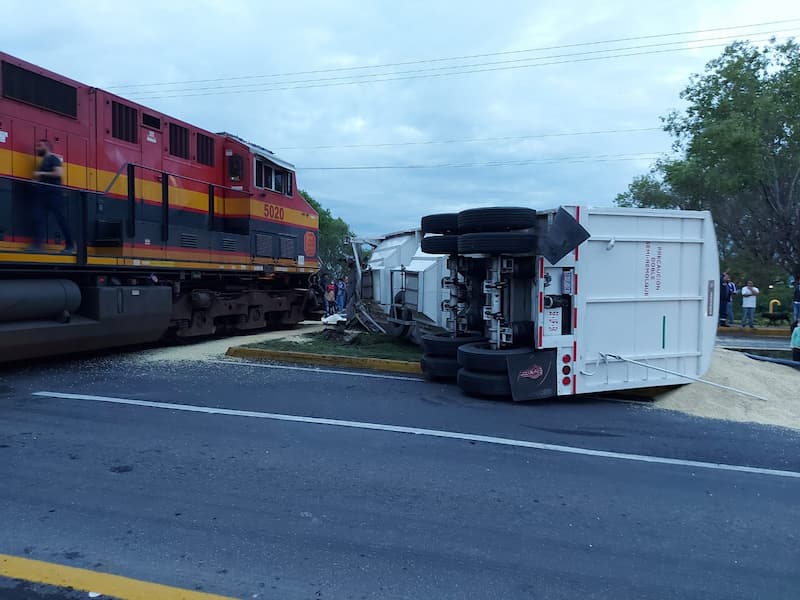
<box><xmin>32</xmin><ymin>391</ymin><xmax>800</xmax><ymax>480</ymax></box>
<box><xmin>208</xmin><ymin>358</ymin><xmax>426</xmax><ymax>382</ymax></box>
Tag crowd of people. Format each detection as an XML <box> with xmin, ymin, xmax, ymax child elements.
<box><xmin>310</xmin><ymin>273</ymin><xmax>350</xmax><ymax>317</ymax></box>
<box><xmin>719</xmin><ymin>274</ymin><xmax>800</xmax><ymax>328</ymax></box>
<box><xmin>719</xmin><ymin>272</ymin><xmax>800</xmax><ymax>361</ymax></box>
<box><xmin>718</xmin><ymin>272</ymin><xmax>763</xmax><ymax>328</ymax></box>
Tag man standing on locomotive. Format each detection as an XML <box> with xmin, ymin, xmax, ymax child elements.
<box><xmin>28</xmin><ymin>139</ymin><xmax>74</xmax><ymax>253</ymax></box>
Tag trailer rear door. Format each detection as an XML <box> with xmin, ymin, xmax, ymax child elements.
<box><xmin>574</xmin><ymin>208</ymin><xmax>718</xmax><ymax>395</ymax></box>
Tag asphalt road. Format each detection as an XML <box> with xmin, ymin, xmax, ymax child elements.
<box><xmin>1</xmin><ymin>351</ymin><xmax>799</xmax><ymax>599</ymax></box>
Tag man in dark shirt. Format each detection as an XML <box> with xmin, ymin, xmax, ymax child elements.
<box><xmin>29</xmin><ymin>139</ymin><xmax>74</xmax><ymax>253</ymax></box>
<box><xmin>719</xmin><ymin>271</ymin><xmax>732</xmax><ymax>326</ymax></box>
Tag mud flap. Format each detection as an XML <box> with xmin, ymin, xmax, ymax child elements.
<box><xmin>506</xmin><ymin>349</ymin><xmax>558</xmax><ymax>402</ymax></box>
<box><xmin>538</xmin><ymin>207</ymin><xmax>591</xmax><ymax>265</ymax></box>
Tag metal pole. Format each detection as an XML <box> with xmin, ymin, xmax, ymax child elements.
<box><xmin>351</xmin><ymin>239</ymin><xmax>362</xmax><ymax>302</ymax></box>
<box><xmin>600</xmin><ymin>353</ymin><xmax>768</xmax><ymax>402</ymax></box>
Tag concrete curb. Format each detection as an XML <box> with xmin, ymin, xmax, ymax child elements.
<box><xmin>717</xmin><ymin>327</ymin><xmax>792</xmax><ymax>338</ymax></box>
<box><xmin>225</xmin><ymin>346</ymin><xmax>423</xmax><ymax>375</ymax></box>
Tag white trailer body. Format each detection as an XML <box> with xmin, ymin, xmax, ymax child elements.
<box><xmin>366</xmin><ymin>231</ymin><xmax>451</xmax><ymax>328</ymax></box>
<box><xmin>365</xmin><ymin>230</ymin><xmax>420</xmax><ymax>314</ymax></box>
<box><xmin>539</xmin><ymin>206</ymin><xmax>718</xmax><ymax>397</ymax></box>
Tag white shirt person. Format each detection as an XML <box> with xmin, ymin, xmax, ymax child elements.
<box><xmin>740</xmin><ymin>281</ymin><xmax>759</xmax><ymax>328</ymax></box>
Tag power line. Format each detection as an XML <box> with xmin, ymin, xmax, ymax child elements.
<box><xmin>128</xmin><ymin>33</ymin><xmax>796</xmax><ymax>100</ymax></box>
<box><xmin>128</xmin><ymin>28</ymin><xmax>799</xmax><ymax>99</ymax></box>
<box><xmin>298</xmin><ymin>152</ymin><xmax>666</xmax><ymax>170</ymax></box>
<box><xmin>273</xmin><ymin>127</ymin><xmax>662</xmax><ymax>151</ymax></box>
<box><xmin>109</xmin><ymin>17</ymin><xmax>800</xmax><ymax>90</ymax></box>
<box><xmin>129</xmin><ymin>28</ymin><xmax>796</xmax><ymax>98</ymax></box>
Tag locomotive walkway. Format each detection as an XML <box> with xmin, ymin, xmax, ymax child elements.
<box><xmin>0</xmin><ymin>348</ymin><xmax>798</xmax><ymax>599</ymax></box>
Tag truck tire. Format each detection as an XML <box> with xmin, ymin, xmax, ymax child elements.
<box><xmin>421</xmin><ymin>332</ymin><xmax>486</xmax><ymax>358</ymax></box>
<box><xmin>458</xmin><ymin>232</ymin><xmax>537</xmax><ymax>255</ymax></box>
<box><xmin>421</xmin><ymin>213</ymin><xmax>459</xmax><ymax>235</ymax></box>
<box><xmin>457</xmin><ymin>368</ymin><xmax>511</xmax><ymax>397</ymax></box>
<box><xmin>457</xmin><ymin>207</ymin><xmax>537</xmax><ymax>233</ymax></box>
<box><xmin>421</xmin><ymin>234</ymin><xmax>459</xmax><ymax>255</ymax></box>
<box><xmin>457</xmin><ymin>342</ymin><xmax>533</xmax><ymax>372</ymax></box>
<box><xmin>421</xmin><ymin>354</ymin><xmax>460</xmax><ymax>380</ymax></box>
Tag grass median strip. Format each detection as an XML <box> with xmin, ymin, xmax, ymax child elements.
<box><xmin>226</xmin><ymin>331</ymin><xmax>424</xmax><ymax>374</ymax></box>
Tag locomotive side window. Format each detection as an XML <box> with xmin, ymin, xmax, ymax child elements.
<box><xmin>112</xmin><ymin>101</ymin><xmax>138</xmax><ymax>144</ymax></box>
<box><xmin>169</xmin><ymin>123</ymin><xmax>190</xmax><ymax>159</ymax></box>
<box><xmin>197</xmin><ymin>133</ymin><xmax>214</xmax><ymax>166</ymax></box>
<box><xmin>264</xmin><ymin>165</ymin><xmax>273</xmax><ymax>190</ymax></box>
<box><xmin>228</xmin><ymin>154</ymin><xmax>244</xmax><ymax>182</ymax></box>
<box><xmin>274</xmin><ymin>171</ymin><xmax>284</xmax><ymax>194</ymax></box>
<box><xmin>1</xmin><ymin>60</ymin><xmax>78</xmax><ymax>118</ymax></box>
<box><xmin>254</xmin><ymin>159</ymin><xmax>276</xmax><ymax>190</ymax></box>
<box><xmin>286</xmin><ymin>172</ymin><xmax>293</xmax><ymax>195</ymax></box>
<box><xmin>255</xmin><ymin>158</ymin><xmax>265</xmax><ymax>188</ymax></box>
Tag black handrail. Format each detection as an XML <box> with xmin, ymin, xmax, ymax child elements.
<box><xmin>161</xmin><ymin>175</ymin><xmax>169</xmax><ymax>241</ymax></box>
<box><xmin>208</xmin><ymin>184</ymin><xmax>215</xmax><ymax>231</ymax></box>
<box><xmin>103</xmin><ymin>161</ymin><xmax>251</xmax><ymax>196</ymax></box>
<box><xmin>102</xmin><ymin>161</ymin><xmax>252</xmax><ymax>241</ymax></box>
<box><xmin>126</xmin><ymin>163</ymin><xmax>136</xmax><ymax>237</ymax></box>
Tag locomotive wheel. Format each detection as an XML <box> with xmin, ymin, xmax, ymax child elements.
<box><xmin>457</xmin><ymin>342</ymin><xmax>533</xmax><ymax>372</ymax></box>
<box><xmin>421</xmin><ymin>234</ymin><xmax>459</xmax><ymax>255</ymax></box>
<box><xmin>421</xmin><ymin>213</ymin><xmax>459</xmax><ymax>235</ymax></box>
<box><xmin>458</xmin><ymin>232</ymin><xmax>537</xmax><ymax>255</ymax></box>
<box><xmin>457</xmin><ymin>207</ymin><xmax>537</xmax><ymax>233</ymax></box>
<box><xmin>457</xmin><ymin>368</ymin><xmax>511</xmax><ymax>397</ymax></box>
<box><xmin>420</xmin><ymin>331</ymin><xmax>486</xmax><ymax>358</ymax></box>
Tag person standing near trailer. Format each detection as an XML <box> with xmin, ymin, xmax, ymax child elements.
<box><xmin>325</xmin><ymin>282</ymin><xmax>336</xmax><ymax>316</ymax></box>
<box><xmin>740</xmin><ymin>280</ymin><xmax>760</xmax><ymax>328</ymax></box>
<box><xmin>726</xmin><ymin>276</ymin><xmax>737</xmax><ymax>325</ymax></box>
<box><xmin>336</xmin><ymin>278</ymin><xmax>346</xmax><ymax>312</ymax></box>
<box><xmin>719</xmin><ymin>272</ymin><xmax>732</xmax><ymax>326</ymax></box>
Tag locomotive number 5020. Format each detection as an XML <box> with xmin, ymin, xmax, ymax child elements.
<box><xmin>263</xmin><ymin>204</ymin><xmax>285</xmax><ymax>220</ymax></box>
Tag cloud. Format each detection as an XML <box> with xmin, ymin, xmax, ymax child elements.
<box><xmin>3</xmin><ymin>0</ymin><xmax>799</xmax><ymax>236</ymax></box>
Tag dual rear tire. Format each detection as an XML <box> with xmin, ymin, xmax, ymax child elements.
<box><xmin>421</xmin><ymin>208</ymin><xmax>538</xmax><ymax>256</ymax></box>
<box><xmin>418</xmin><ymin>207</ymin><xmax>539</xmax><ymax>396</ymax></box>
<box><xmin>420</xmin><ymin>332</ymin><xmax>485</xmax><ymax>380</ymax></box>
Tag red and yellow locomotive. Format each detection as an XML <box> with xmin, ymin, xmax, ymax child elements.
<box><xmin>0</xmin><ymin>51</ymin><xmax>321</xmax><ymax>361</ymax></box>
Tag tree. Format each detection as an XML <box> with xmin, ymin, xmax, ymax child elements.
<box><xmin>300</xmin><ymin>190</ymin><xmax>354</xmax><ymax>277</ymax></box>
<box><xmin>614</xmin><ymin>172</ymin><xmax>685</xmax><ymax>209</ymax></box>
<box><xmin>616</xmin><ymin>39</ymin><xmax>800</xmax><ymax>279</ymax></box>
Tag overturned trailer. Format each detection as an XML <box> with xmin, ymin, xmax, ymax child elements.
<box><xmin>365</xmin><ymin>205</ymin><xmax>719</xmax><ymax>401</ymax></box>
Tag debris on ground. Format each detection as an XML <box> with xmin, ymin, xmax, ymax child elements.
<box><xmin>319</xmin><ymin>328</ymin><xmax>363</xmax><ymax>345</ymax></box>
<box><xmin>321</xmin><ymin>313</ymin><xmax>347</xmax><ymax>326</ymax></box>
<box><xmin>135</xmin><ymin>322</ymin><xmax>323</xmax><ymax>363</ymax></box>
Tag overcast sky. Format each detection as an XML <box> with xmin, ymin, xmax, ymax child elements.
<box><xmin>3</xmin><ymin>0</ymin><xmax>799</xmax><ymax>237</ymax></box>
